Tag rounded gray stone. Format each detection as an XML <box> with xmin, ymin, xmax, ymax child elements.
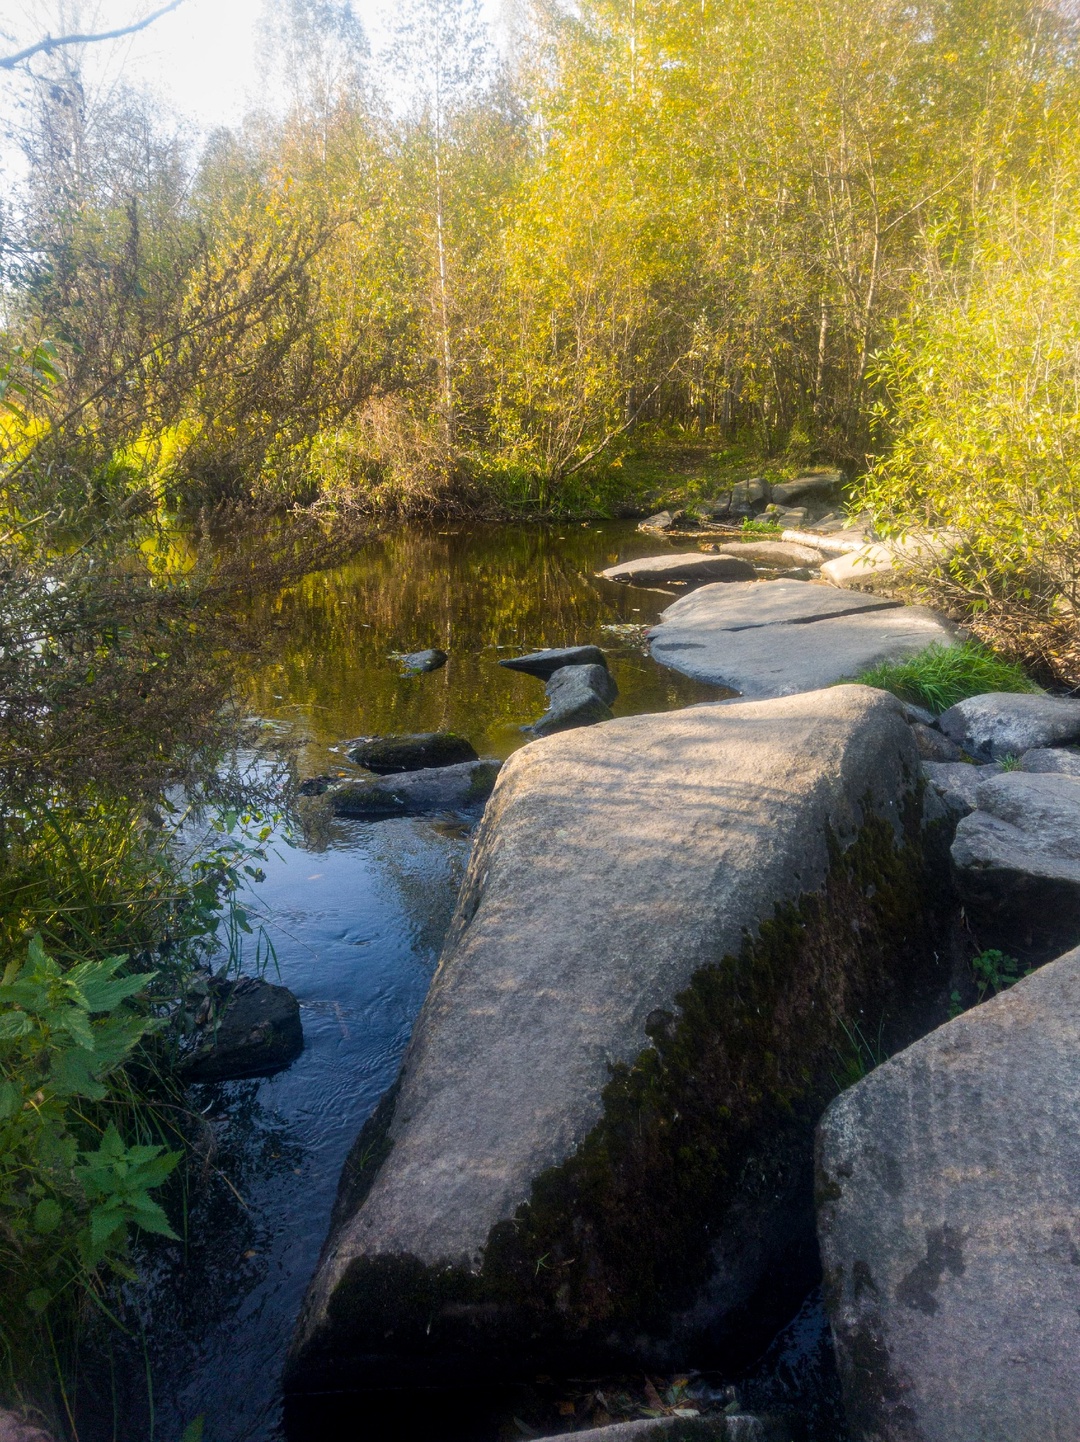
<box><xmin>937</xmin><ymin>692</ymin><xmax>1073</xmax><ymax>762</ymax></box>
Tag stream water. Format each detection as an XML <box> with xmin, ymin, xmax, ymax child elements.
<box><xmin>87</xmin><ymin>521</ymin><xmax>751</xmax><ymax>1442</ymax></box>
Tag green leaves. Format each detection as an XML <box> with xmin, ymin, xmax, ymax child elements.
<box><xmin>0</xmin><ymin>936</ymin><xmax>178</xmax><ymax>1310</ymax></box>
<box><xmin>75</xmin><ymin>1123</ymin><xmax>179</xmax><ymax>1262</ymax></box>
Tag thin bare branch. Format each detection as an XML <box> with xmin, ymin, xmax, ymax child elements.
<box><xmin>0</xmin><ymin>0</ymin><xmax>187</xmax><ymax>71</ymax></box>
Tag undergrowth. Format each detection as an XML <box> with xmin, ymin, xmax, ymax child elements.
<box><xmin>855</xmin><ymin>640</ymin><xmax>1039</xmax><ymax>715</ymax></box>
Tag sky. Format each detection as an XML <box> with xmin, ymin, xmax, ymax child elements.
<box><xmin>0</xmin><ymin>0</ymin><xmax>505</xmax><ymax>159</ymax></box>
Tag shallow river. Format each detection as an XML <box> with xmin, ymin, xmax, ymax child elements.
<box><xmin>105</xmin><ymin>521</ymin><xmax>735</xmax><ymax>1442</ymax></box>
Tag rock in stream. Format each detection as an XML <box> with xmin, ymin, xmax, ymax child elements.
<box><xmin>286</xmin><ymin>685</ymin><xmax>957</xmax><ymax>1395</ymax></box>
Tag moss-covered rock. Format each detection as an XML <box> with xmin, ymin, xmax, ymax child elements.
<box><xmin>287</xmin><ymin>687</ymin><xmax>958</xmax><ymax>1394</ymax></box>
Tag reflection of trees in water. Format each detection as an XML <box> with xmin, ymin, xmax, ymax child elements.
<box><xmin>76</xmin><ymin>1083</ymin><xmax>305</xmax><ymax>1442</ymax></box>
<box><xmin>243</xmin><ymin>523</ymin><xmax>718</xmax><ymax>763</ymax></box>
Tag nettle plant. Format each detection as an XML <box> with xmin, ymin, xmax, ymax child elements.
<box><xmin>0</xmin><ymin>936</ymin><xmax>178</xmax><ymax>1316</ymax></box>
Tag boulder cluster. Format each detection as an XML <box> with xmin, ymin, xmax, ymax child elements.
<box><xmin>278</xmin><ymin>567</ymin><xmax>1080</xmax><ymax>1440</ymax></box>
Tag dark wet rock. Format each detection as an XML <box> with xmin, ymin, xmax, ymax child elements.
<box><xmin>921</xmin><ymin>760</ymin><xmax>1002</xmax><ymax>820</ymax></box>
<box><xmin>817</xmin><ymin>942</ymin><xmax>1080</xmax><ymax>1442</ymax></box>
<box><xmin>179</xmin><ymin>976</ymin><xmax>303</xmax><ymax>1083</ymax></box>
<box><xmin>398</xmin><ymin>648</ymin><xmax>447</xmax><ymax>673</ymax></box>
<box><xmin>776</xmin><ymin>567</ymin><xmax>812</xmax><ymax>581</ymax></box>
<box><xmin>527</xmin><ymin>663</ymin><xmax>617</xmax><ymax>737</ymax></box>
<box><xmin>328</xmin><ymin>760</ymin><xmax>501</xmax><ymax>819</ymax></box>
<box><xmin>600</xmin><ymin>553</ymin><xmax>757</xmax><ymax>589</ymax></box>
<box><xmin>297</xmin><ymin>774</ymin><xmax>337</xmax><ymax>796</ymax></box>
<box><xmin>648</xmin><ymin>579</ymin><xmax>954</xmax><ymax>699</ymax></box>
<box><xmin>951</xmin><ymin>770</ymin><xmax>1080</xmax><ymax>962</ymax></box>
<box><xmin>1021</xmin><ymin>746</ymin><xmax>1080</xmax><ymax>775</ymax></box>
<box><xmin>287</xmin><ymin>685</ymin><xmax>956</xmax><ymax>1394</ymax></box>
<box><xmin>345</xmin><ymin>732</ymin><xmax>478</xmax><ymax>774</ymax></box>
<box><xmin>911</xmin><ymin>723</ymin><xmax>962</xmax><ymax>763</ymax></box>
<box><xmin>499</xmin><ymin>645</ymin><xmax>608</xmax><ymax>680</ymax></box>
<box><xmin>937</xmin><ymin>691</ymin><xmax>1076</xmax><ymax>762</ymax></box>
<box><xmin>737</xmin><ymin>1288</ymin><xmax>846</xmax><ymax>1439</ymax></box>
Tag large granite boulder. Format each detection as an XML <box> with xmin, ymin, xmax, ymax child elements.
<box><xmin>527</xmin><ymin>664</ymin><xmax>617</xmax><ymax>737</ymax></box>
<box><xmin>817</xmin><ymin>943</ymin><xmax>1080</xmax><ymax>1442</ymax></box>
<box><xmin>328</xmin><ymin>760</ymin><xmax>501</xmax><ymax>819</ymax></box>
<box><xmin>286</xmin><ymin>686</ymin><xmax>956</xmax><ymax>1395</ymax></box>
<box><xmin>936</xmin><ymin>692</ymin><xmax>1076</xmax><ymax>762</ymax></box>
<box><xmin>648</xmin><ymin>581</ymin><xmax>955</xmax><ymax>699</ymax></box>
<box><xmin>951</xmin><ymin>770</ymin><xmax>1080</xmax><ymax>961</ymax></box>
<box><xmin>345</xmin><ymin>732</ymin><xmax>478</xmax><ymax>774</ymax></box>
<box><xmin>500</xmin><ymin>646</ymin><xmax>608</xmax><ymax>679</ymax></box>
<box><xmin>599</xmin><ymin>553</ymin><xmax>756</xmax><ymax>588</ymax></box>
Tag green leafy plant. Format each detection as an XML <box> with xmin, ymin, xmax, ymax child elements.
<box><xmin>855</xmin><ymin>640</ymin><xmax>1038</xmax><ymax>715</ymax></box>
<box><xmin>949</xmin><ymin>948</ymin><xmax>1030</xmax><ymax>1017</ymax></box>
<box><xmin>740</xmin><ymin>516</ymin><xmax>784</xmax><ymax>536</ymax></box>
<box><xmin>0</xmin><ymin>936</ymin><xmax>179</xmax><ymax>1316</ymax></box>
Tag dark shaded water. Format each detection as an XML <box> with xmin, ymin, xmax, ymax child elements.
<box><xmin>89</xmin><ymin>522</ymin><xmax>735</xmax><ymax>1442</ymax></box>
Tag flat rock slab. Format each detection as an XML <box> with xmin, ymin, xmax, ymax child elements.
<box><xmin>600</xmin><ymin>553</ymin><xmax>756</xmax><ymax>588</ymax></box>
<box><xmin>179</xmin><ymin>976</ymin><xmax>303</xmax><ymax>1083</ymax></box>
<box><xmin>288</xmin><ymin>686</ymin><xmax>954</xmax><ymax>1393</ymax></box>
<box><xmin>938</xmin><ymin>692</ymin><xmax>1078</xmax><ymax>761</ymax></box>
<box><xmin>328</xmin><ymin>760</ymin><xmax>501</xmax><ymax>819</ymax></box>
<box><xmin>817</xmin><ymin>943</ymin><xmax>1080</xmax><ymax>1442</ymax></box>
<box><xmin>499</xmin><ymin>645</ymin><xmax>608</xmax><ymax>679</ymax></box>
<box><xmin>345</xmin><ymin>732</ymin><xmax>478</xmax><ymax>774</ymax></box>
<box><xmin>951</xmin><ymin>770</ymin><xmax>1080</xmax><ymax>961</ymax></box>
<box><xmin>648</xmin><ymin>580</ymin><xmax>954</xmax><ymax>699</ymax></box>
<box><xmin>710</xmin><ymin>540</ymin><xmax>825</xmax><ymax>568</ymax></box>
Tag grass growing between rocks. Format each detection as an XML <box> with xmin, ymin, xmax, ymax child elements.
<box><xmin>856</xmin><ymin>641</ymin><xmax>1039</xmax><ymax>715</ymax></box>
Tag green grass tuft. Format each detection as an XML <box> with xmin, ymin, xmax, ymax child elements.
<box><xmin>855</xmin><ymin>640</ymin><xmax>1039</xmax><ymax>715</ymax></box>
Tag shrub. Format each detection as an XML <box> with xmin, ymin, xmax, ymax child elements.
<box><xmin>863</xmin><ymin>157</ymin><xmax>1080</xmax><ymax>679</ymax></box>
<box><xmin>855</xmin><ymin>640</ymin><xmax>1038</xmax><ymax>714</ymax></box>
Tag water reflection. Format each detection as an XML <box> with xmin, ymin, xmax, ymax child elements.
<box><xmin>90</xmin><ymin>522</ymin><xmax>721</xmax><ymax>1442</ymax></box>
<box><xmin>244</xmin><ymin>521</ymin><xmax>718</xmax><ymax>773</ymax></box>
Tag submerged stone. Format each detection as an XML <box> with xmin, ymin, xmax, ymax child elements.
<box><xmin>328</xmin><ymin>760</ymin><xmax>501</xmax><ymax>819</ymax></box>
<box><xmin>398</xmin><ymin>648</ymin><xmax>448</xmax><ymax>673</ymax></box>
<box><xmin>345</xmin><ymin>732</ymin><xmax>478</xmax><ymax>774</ymax></box>
<box><xmin>286</xmin><ymin>686</ymin><xmax>955</xmax><ymax>1395</ymax></box>
<box><xmin>600</xmin><ymin>553</ymin><xmax>756</xmax><ymax>588</ymax></box>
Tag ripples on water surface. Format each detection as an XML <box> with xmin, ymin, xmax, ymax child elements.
<box><xmin>88</xmin><ymin>522</ymin><xmax>721</xmax><ymax>1441</ymax></box>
